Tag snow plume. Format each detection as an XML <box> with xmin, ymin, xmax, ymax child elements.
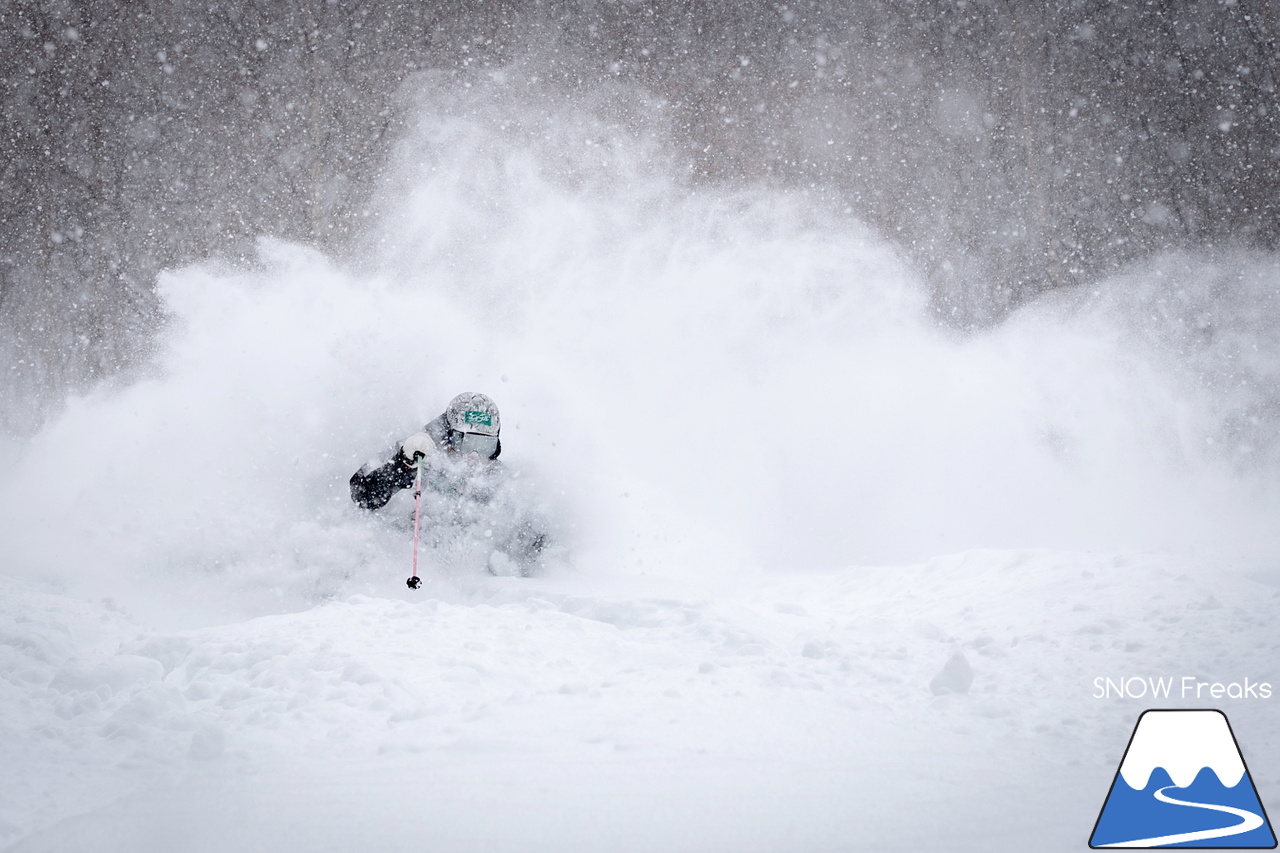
<box><xmin>1</xmin><ymin>70</ymin><xmax>1278</xmax><ymax>622</ymax></box>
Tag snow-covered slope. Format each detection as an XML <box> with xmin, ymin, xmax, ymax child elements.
<box><xmin>3</xmin><ymin>551</ymin><xmax>1278</xmax><ymax>852</ymax></box>
<box><xmin>2</xmin><ymin>83</ymin><xmax>1279</xmax><ymax>851</ymax></box>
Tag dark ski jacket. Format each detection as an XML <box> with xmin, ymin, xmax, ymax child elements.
<box><xmin>349</xmin><ymin>413</ymin><xmax>502</xmax><ymax>510</ymax></box>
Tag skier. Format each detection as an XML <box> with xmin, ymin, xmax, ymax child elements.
<box><xmin>350</xmin><ymin>392</ymin><xmax>548</xmax><ymax>578</ymax></box>
<box><xmin>349</xmin><ymin>391</ymin><xmax>502</xmax><ymax>511</ymax></box>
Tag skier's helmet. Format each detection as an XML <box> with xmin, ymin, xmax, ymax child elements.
<box><xmin>444</xmin><ymin>392</ymin><xmax>501</xmax><ymax>458</ymax></box>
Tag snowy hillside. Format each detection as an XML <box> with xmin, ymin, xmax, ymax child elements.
<box><xmin>3</xmin><ymin>551</ymin><xmax>1278</xmax><ymax>852</ymax></box>
<box><xmin>3</xmin><ymin>84</ymin><xmax>1280</xmax><ymax>852</ymax></box>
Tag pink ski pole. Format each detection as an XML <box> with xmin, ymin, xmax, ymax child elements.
<box><xmin>407</xmin><ymin>464</ymin><xmax>424</xmax><ymax>589</ymax></box>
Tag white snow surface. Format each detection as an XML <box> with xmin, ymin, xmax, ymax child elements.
<box><xmin>2</xmin><ymin>554</ymin><xmax>1278</xmax><ymax>852</ymax></box>
<box><xmin>2</xmin><ymin>79</ymin><xmax>1280</xmax><ymax>851</ymax></box>
<box><xmin>1118</xmin><ymin>710</ymin><xmax>1247</xmax><ymax>790</ymax></box>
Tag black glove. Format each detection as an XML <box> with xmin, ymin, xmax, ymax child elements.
<box><xmin>407</xmin><ymin>576</ymin><xmax>421</xmax><ymax>590</ymax></box>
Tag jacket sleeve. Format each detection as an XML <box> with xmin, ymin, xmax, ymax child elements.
<box><xmin>349</xmin><ymin>451</ymin><xmax>416</xmax><ymax>510</ymax></box>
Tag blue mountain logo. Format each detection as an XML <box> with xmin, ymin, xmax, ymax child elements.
<box><xmin>1091</xmin><ymin>709</ymin><xmax>1276</xmax><ymax>848</ymax></box>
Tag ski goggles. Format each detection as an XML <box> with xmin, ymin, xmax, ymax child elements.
<box><xmin>450</xmin><ymin>430</ymin><xmax>498</xmax><ymax>457</ymax></box>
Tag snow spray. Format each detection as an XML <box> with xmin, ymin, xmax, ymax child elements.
<box><xmin>0</xmin><ymin>73</ymin><xmax>1278</xmax><ymax>622</ymax></box>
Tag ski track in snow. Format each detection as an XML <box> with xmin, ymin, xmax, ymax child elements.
<box><xmin>2</xmin><ymin>550</ymin><xmax>1277</xmax><ymax>851</ymax></box>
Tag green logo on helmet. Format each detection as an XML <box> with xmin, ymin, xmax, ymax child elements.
<box><xmin>464</xmin><ymin>411</ymin><xmax>493</xmax><ymax>426</ymax></box>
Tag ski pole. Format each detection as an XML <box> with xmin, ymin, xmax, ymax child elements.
<box><xmin>407</xmin><ymin>463</ymin><xmax>424</xmax><ymax>590</ymax></box>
